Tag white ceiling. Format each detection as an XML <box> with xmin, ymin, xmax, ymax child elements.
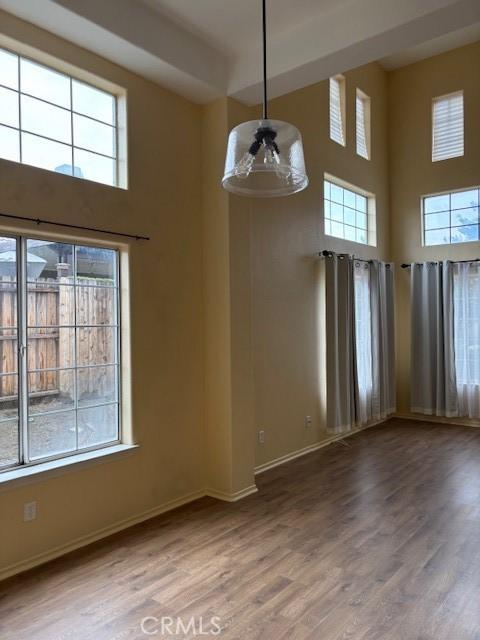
<box><xmin>0</xmin><ymin>0</ymin><xmax>479</xmax><ymax>105</ymax></box>
<box><xmin>141</xmin><ymin>0</ymin><xmax>351</xmax><ymax>58</ymax></box>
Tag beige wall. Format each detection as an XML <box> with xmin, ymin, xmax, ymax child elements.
<box><xmin>201</xmin><ymin>98</ymin><xmax>256</xmax><ymax>497</ymax></box>
<box><xmin>250</xmin><ymin>62</ymin><xmax>390</xmax><ymax>468</ymax></box>
<box><xmin>2</xmin><ymin>6</ymin><xmax>479</xmax><ymax>579</ymax></box>
<box><xmin>0</xmin><ymin>12</ymin><xmax>206</xmax><ymax>575</ymax></box>
<box><xmin>389</xmin><ymin>41</ymin><xmax>480</xmax><ymax>422</ymax></box>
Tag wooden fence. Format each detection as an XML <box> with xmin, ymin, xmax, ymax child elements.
<box><xmin>0</xmin><ymin>276</ymin><xmax>115</xmax><ymax>403</ymax></box>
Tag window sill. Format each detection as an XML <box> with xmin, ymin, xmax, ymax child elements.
<box><xmin>0</xmin><ymin>444</ymin><xmax>139</xmax><ymax>491</ymax></box>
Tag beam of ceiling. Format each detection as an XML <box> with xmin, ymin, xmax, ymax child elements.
<box><xmin>0</xmin><ymin>0</ymin><xmax>479</xmax><ymax>105</ymax></box>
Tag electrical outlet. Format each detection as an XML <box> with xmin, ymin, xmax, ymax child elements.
<box><xmin>23</xmin><ymin>501</ymin><xmax>37</xmax><ymax>522</ymax></box>
<box><xmin>304</xmin><ymin>415</ymin><xmax>312</xmax><ymax>428</ymax></box>
<box><xmin>258</xmin><ymin>429</ymin><xmax>265</xmax><ymax>444</ymax></box>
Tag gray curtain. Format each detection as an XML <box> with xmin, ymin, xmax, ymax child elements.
<box><xmin>370</xmin><ymin>261</ymin><xmax>396</xmax><ymax>419</ymax></box>
<box><xmin>410</xmin><ymin>261</ymin><xmax>458</xmax><ymax>416</ymax></box>
<box><xmin>325</xmin><ymin>253</ymin><xmax>357</xmax><ymax>433</ymax></box>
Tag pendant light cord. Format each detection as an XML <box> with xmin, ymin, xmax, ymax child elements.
<box><xmin>262</xmin><ymin>0</ymin><xmax>268</xmax><ymax>120</ymax></box>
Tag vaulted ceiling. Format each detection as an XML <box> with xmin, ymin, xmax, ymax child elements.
<box><xmin>1</xmin><ymin>0</ymin><xmax>479</xmax><ymax>104</ymax></box>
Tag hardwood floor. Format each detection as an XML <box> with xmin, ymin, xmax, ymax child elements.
<box><xmin>2</xmin><ymin>418</ymin><xmax>480</xmax><ymax>639</ymax></box>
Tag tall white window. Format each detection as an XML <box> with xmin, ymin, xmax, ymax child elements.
<box><xmin>356</xmin><ymin>89</ymin><xmax>371</xmax><ymax>160</ymax></box>
<box><xmin>354</xmin><ymin>262</ymin><xmax>373</xmax><ymax>408</ymax></box>
<box><xmin>0</xmin><ymin>46</ymin><xmax>120</xmax><ymax>187</ymax></box>
<box><xmin>0</xmin><ymin>235</ymin><xmax>121</xmax><ymax>471</ymax></box>
<box><xmin>432</xmin><ymin>91</ymin><xmax>464</xmax><ymax>162</ymax></box>
<box><xmin>423</xmin><ymin>186</ymin><xmax>479</xmax><ymax>246</ymax></box>
<box><xmin>329</xmin><ymin>75</ymin><xmax>346</xmax><ymax>146</ymax></box>
<box><xmin>324</xmin><ymin>176</ymin><xmax>375</xmax><ymax>246</ymax></box>
<box><xmin>454</xmin><ymin>262</ymin><xmax>480</xmax><ymax>417</ymax></box>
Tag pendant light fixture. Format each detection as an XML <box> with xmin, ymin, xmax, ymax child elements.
<box><xmin>222</xmin><ymin>0</ymin><xmax>309</xmax><ymax>197</ymax></box>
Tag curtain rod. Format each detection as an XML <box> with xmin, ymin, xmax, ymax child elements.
<box><xmin>401</xmin><ymin>258</ymin><xmax>480</xmax><ymax>269</ymax></box>
<box><xmin>0</xmin><ymin>212</ymin><xmax>150</xmax><ymax>241</ymax></box>
<box><xmin>319</xmin><ymin>250</ymin><xmax>375</xmax><ymax>265</ymax></box>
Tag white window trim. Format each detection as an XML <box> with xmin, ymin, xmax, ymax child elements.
<box><xmin>324</xmin><ymin>173</ymin><xmax>377</xmax><ymax>247</ymax></box>
<box><xmin>432</xmin><ymin>90</ymin><xmax>464</xmax><ymax>163</ymax></box>
<box><xmin>329</xmin><ymin>74</ymin><xmax>346</xmax><ymax>147</ymax></box>
<box><xmin>421</xmin><ymin>184</ymin><xmax>480</xmax><ymax>247</ymax></box>
<box><xmin>0</xmin><ymin>36</ymin><xmax>128</xmax><ymax>189</ymax></box>
<box><xmin>0</xmin><ymin>443</ymin><xmax>138</xmax><ymax>490</ymax></box>
<box><xmin>356</xmin><ymin>88</ymin><xmax>371</xmax><ymax>160</ymax></box>
<box><xmin>0</xmin><ymin>228</ymin><xmax>133</xmax><ymax>476</ymax></box>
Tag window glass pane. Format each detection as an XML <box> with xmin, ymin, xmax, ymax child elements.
<box><xmin>0</xmin><ymin>86</ymin><xmax>19</xmax><ymax>128</ymax></box>
<box><xmin>356</xmin><ymin>194</ymin><xmax>367</xmax><ymax>212</ymax></box>
<box><xmin>344</xmin><ymin>225</ymin><xmax>356</xmax><ymax>241</ymax></box>
<box><xmin>26</xmin><ymin>240</ymin><xmax>74</xmax><ymax>283</ymax></box>
<box><xmin>27</xmin><ymin>285</ymin><xmax>74</xmax><ymax>326</ymax></box>
<box><xmin>73</xmin><ymin>148</ymin><xmax>115</xmax><ymax>186</ymax></box>
<box><xmin>0</xmin><ymin>125</ymin><xmax>20</xmax><ymax>162</ymax></box>
<box><xmin>331</xmin><ymin>221</ymin><xmax>343</xmax><ymax>239</ymax></box>
<box><xmin>0</xmin><ymin>331</ymin><xmax>17</xmax><ymax>373</ymax></box>
<box><xmin>331</xmin><ymin>184</ymin><xmax>343</xmax><ymax>204</ymax></box>
<box><xmin>73</xmin><ymin>114</ymin><xmax>115</xmax><ymax>157</ymax></box>
<box><xmin>451</xmin><ymin>225</ymin><xmax>479</xmax><ymax>244</ymax></box>
<box><xmin>22</xmin><ymin>132</ymin><xmax>72</xmax><ymax>174</ymax></box>
<box><xmin>324</xmin><ymin>200</ymin><xmax>330</xmax><ymax>219</ymax></box>
<box><xmin>20</xmin><ymin>59</ymin><xmax>70</xmax><ymax>108</ymax></box>
<box><xmin>76</xmin><ymin>286</ymin><xmax>115</xmax><ymax>326</ymax></box>
<box><xmin>28</xmin><ymin>369</ymin><xmax>74</xmax><ymax>414</ymax></box>
<box><xmin>424</xmin><ymin>194</ymin><xmax>449</xmax><ymax>213</ymax></box>
<box><xmin>356</xmin><ymin>229</ymin><xmax>367</xmax><ymax>244</ymax></box>
<box><xmin>0</xmin><ymin>49</ymin><xmax>18</xmax><ymax>90</ymax></box>
<box><xmin>0</xmin><ymin>375</ymin><xmax>18</xmax><ymax>419</ymax></box>
<box><xmin>77</xmin><ymin>327</ymin><xmax>116</xmax><ymax>366</ymax></box>
<box><xmin>324</xmin><ymin>181</ymin><xmax>330</xmax><ymax>200</ymax></box>
<box><xmin>324</xmin><ymin>220</ymin><xmax>331</xmax><ymax>236</ymax></box>
<box><xmin>78</xmin><ymin>365</ymin><xmax>117</xmax><ymax>407</ymax></box>
<box><xmin>21</xmin><ymin>95</ymin><xmax>71</xmax><ymax>144</ymax></box>
<box><xmin>72</xmin><ymin>80</ymin><xmax>115</xmax><ymax>125</ymax></box>
<box><xmin>356</xmin><ymin>212</ymin><xmax>367</xmax><ymax>230</ymax></box>
<box><xmin>76</xmin><ymin>246</ymin><xmax>116</xmax><ymax>283</ymax></box>
<box><xmin>331</xmin><ymin>202</ymin><xmax>343</xmax><ymax>222</ymax></box>
<box><xmin>78</xmin><ymin>403</ymin><xmax>118</xmax><ymax>449</ymax></box>
<box><xmin>344</xmin><ymin>190</ymin><xmax>356</xmax><ymax>209</ymax></box>
<box><xmin>0</xmin><ymin>419</ymin><xmax>19</xmax><ymax>468</ymax></box>
<box><xmin>28</xmin><ymin>410</ymin><xmax>76</xmax><ymax>460</ymax></box>
<box><xmin>344</xmin><ymin>207</ymin><xmax>356</xmax><ymax>226</ymax></box>
<box><xmin>425</xmin><ymin>228</ymin><xmax>450</xmax><ymax>246</ymax></box>
<box><xmin>451</xmin><ymin>189</ymin><xmax>478</xmax><ymax>210</ymax></box>
<box><xmin>27</xmin><ymin>328</ymin><xmax>75</xmax><ymax>369</ymax></box>
<box><xmin>451</xmin><ymin>208</ymin><xmax>479</xmax><ymax>227</ymax></box>
<box><xmin>424</xmin><ymin>211</ymin><xmax>450</xmax><ymax>230</ymax></box>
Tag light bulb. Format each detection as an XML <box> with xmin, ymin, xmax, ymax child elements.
<box><xmin>234</xmin><ymin>152</ymin><xmax>255</xmax><ymax>179</ymax></box>
<box><xmin>264</xmin><ymin>146</ymin><xmax>291</xmax><ymax>181</ymax></box>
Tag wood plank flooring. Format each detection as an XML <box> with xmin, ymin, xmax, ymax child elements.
<box><xmin>2</xmin><ymin>418</ymin><xmax>480</xmax><ymax>639</ymax></box>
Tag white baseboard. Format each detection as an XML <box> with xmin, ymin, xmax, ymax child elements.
<box><xmin>0</xmin><ymin>489</ymin><xmax>205</xmax><ymax>582</ymax></box>
<box><xmin>0</xmin><ymin>482</ymin><xmax>262</xmax><ymax>582</ymax></box>
<box><xmin>254</xmin><ymin>417</ymin><xmax>387</xmax><ymax>475</ymax></box>
<box><xmin>205</xmin><ymin>484</ymin><xmax>258</xmax><ymax>502</ymax></box>
<box><xmin>394</xmin><ymin>413</ymin><xmax>480</xmax><ymax>429</ymax></box>
<box><xmin>2</xmin><ymin>419</ymin><xmax>394</xmax><ymax>582</ymax></box>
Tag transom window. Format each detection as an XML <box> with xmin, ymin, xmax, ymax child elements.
<box><xmin>0</xmin><ymin>235</ymin><xmax>120</xmax><ymax>471</ymax></box>
<box><xmin>324</xmin><ymin>177</ymin><xmax>375</xmax><ymax>246</ymax></box>
<box><xmin>0</xmin><ymin>46</ymin><xmax>119</xmax><ymax>187</ymax></box>
<box><xmin>423</xmin><ymin>187</ymin><xmax>479</xmax><ymax>246</ymax></box>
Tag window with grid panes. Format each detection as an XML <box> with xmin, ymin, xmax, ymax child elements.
<box><xmin>423</xmin><ymin>187</ymin><xmax>480</xmax><ymax>246</ymax></box>
<box><xmin>0</xmin><ymin>236</ymin><xmax>120</xmax><ymax>471</ymax></box>
<box><xmin>0</xmin><ymin>46</ymin><xmax>119</xmax><ymax>187</ymax></box>
<box><xmin>324</xmin><ymin>178</ymin><xmax>372</xmax><ymax>245</ymax></box>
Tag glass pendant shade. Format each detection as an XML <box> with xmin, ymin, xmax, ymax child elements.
<box><xmin>222</xmin><ymin>119</ymin><xmax>308</xmax><ymax>197</ymax></box>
